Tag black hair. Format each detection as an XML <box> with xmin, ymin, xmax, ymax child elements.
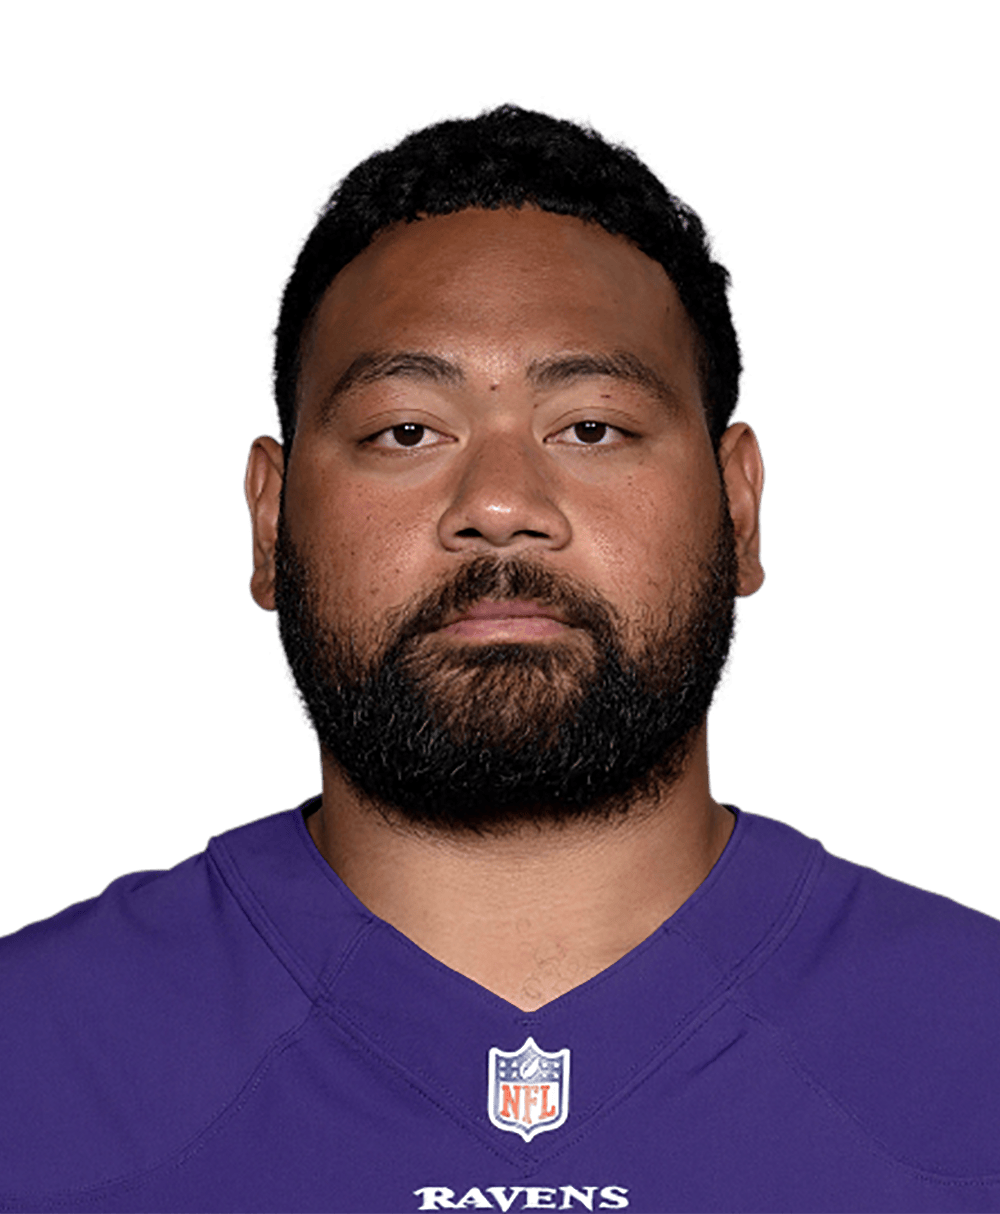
<box><xmin>274</xmin><ymin>105</ymin><xmax>740</xmax><ymax>451</ymax></box>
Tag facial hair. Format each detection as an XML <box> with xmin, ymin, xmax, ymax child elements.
<box><xmin>274</xmin><ymin>503</ymin><xmax>738</xmax><ymax>834</ymax></box>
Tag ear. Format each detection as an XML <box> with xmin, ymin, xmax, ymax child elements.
<box><xmin>245</xmin><ymin>436</ymin><xmax>285</xmax><ymax>611</ymax></box>
<box><xmin>717</xmin><ymin>423</ymin><xmax>764</xmax><ymax>597</ymax></box>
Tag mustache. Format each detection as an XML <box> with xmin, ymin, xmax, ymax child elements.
<box><xmin>384</xmin><ymin>555</ymin><xmax>623</xmax><ymax>648</ymax></box>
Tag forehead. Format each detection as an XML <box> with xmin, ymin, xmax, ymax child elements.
<box><xmin>300</xmin><ymin>207</ymin><xmax>697</xmax><ymax>386</ymax></box>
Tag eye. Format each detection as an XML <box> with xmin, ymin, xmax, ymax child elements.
<box><xmin>364</xmin><ymin>419</ymin><xmax>629</xmax><ymax>450</ymax></box>
<box><xmin>364</xmin><ymin>423</ymin><xmax>450</xmax><ymax>450</ymax></box>
<box><xmin>549</xmin><ymin>421</ymin><xmax>631</xmax><ymax>447</ymax></box>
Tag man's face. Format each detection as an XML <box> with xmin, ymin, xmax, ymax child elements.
<box><xmin>254</xmin><ymin>207</ymin><xmax>761</xmax><ymax>830</ymax></box>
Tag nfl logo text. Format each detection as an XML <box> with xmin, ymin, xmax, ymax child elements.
<box><xmin>488</xmin><ymin>1037</ymin><xmax>570</xmax><ymax>1141</ymax></box>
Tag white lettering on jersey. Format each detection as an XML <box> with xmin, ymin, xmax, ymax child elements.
<box><xmin>488</xmin><ymin>1188</ymin><xmax>525</xmax><ymax>1212</ymax></box>
<box><xmin>558</xmin><ymin>1189</ymin><xmax>596</xmax><ymax>1210</ymax></box>
<box><xmin>455</xmin><ymin>1188</ymin><xmax>493</xmax><ymax>1208</ymax></box>
<box><xmin>522</xmin><ymin>1190</ymin><xmax>556</xmax><ymax>1209</ymax></box>
<box><xmin>596</xmin><ymin>1188</ymin><xmax>629</xmax><ymax>1210</ymax></box>
<box><xmin>412</xmin><ymin>1185</ymin><xmax>629</xmax><ymax>1210</ymax></box>
<box><xmin>415</xmin><ymin>1190</ymin><xmax>458</xmax><ymax>1210</ymax></box>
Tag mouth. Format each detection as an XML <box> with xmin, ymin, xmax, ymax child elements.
<box><xmin>436</xmin><ymin>599</ymin><xmax>572</xmax><ymax>641</ymax></box>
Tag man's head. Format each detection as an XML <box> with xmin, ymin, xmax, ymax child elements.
<box><xmin>273</xmin><ymin>105</ymin><xmax>741</xmax><ymax>456</ymax></box>
<box><xmin>247</xmin><ymin>111</ymin><xmax>764</xmax><ymax>834</ymax></box>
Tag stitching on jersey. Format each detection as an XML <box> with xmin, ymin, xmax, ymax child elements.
<box><xmin>289</xmin><ymin>807</ymin><xmax>755</xmax><ymax>1025</ymax></box>
<box><xmin>318</xmin><ymin>915</ymin><xmax>662</xmax><ymax>1143</ymax></box>
<box><xmin>325</xmin><ymin>992</ymin><xmax>537</xmax><ymax>1167</ymax></box>
<box><xmin>319</xmin><ymin>996</ymin><xmax>537</xmax><ymax>1173</ymax></box>
<box><xmin>670</xmin><ymin>839</ymin><xmax>826</xmax><ymax>986</ymax></box>
<box><xmin>209</xmin><ymin>831</ymin><xmax>365</xmax><ymax>1004</ymax></box>
<box><xmin>295</xmin><ymin>835</ymin><xmax>823</xmax><ymax>1171</ymax></box>
<box><xmin>726</xmin><ymin>997</ymin><xmax>1000</xmax><ymax>1188</ymax></box>
<box><xmin>308</xmin><ymin>844</ymin><xmax>827</xmax><ymax>1172</ymax></box>
<box><xmin>317</xmin><ymin>915</ymin><xmax>382</xmax><ymax>995</ymax></box>
<box><xmin>564</xmin><ymin>839</ymin><xmax>826</xmax><ymax>1124</ymax></box>
<box><xmin>490</xmin><ymin>846</ymin><xmax>822</xmax><ymax>1169</ymax></box>
<box><xmin>0</xmin><ymin>1007</ymin><xmax>319</xmax><ymax>1210</ymax></box>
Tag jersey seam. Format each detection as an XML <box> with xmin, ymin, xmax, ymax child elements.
<box><xmin>572</xmin><ymin>837</ymin><xmax>827</xmax><ymax>1116</ymax></box>
<box><xmin>670</xmin><ymin>839</ymin><xmax>826</xmax><ymax>987</ymax></box>
<box><xmin>0</xmin><ymin>1008</ymin><xmax>318</xmax><ymax>1209</ymax></box>
<box><xmin>726</xmin><ymin>995</ymin><xmax>1000</xmax><ymax>1188</ymax></box>
<box><xmin>208</xmin><ymin>831</ymin><xmax>366</xmax><ymax>1004</ymax></box>
<box><xmin>317</xmin><ymin>996</ymin><xmax>535</xmax><ymax>1172</ymax></box>
<box><xmin>502</xmin><ymin>845</ymin><xmax>824</xmax><ymax>1167</ymax></box>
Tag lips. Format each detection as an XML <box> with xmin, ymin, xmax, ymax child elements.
<box><xmin>437</xmin><ymin>599</ymin><xmax>570</xmax><ymax>639</ymax></box>
<box><xmin>453</xmin><ymin>600</ymin><xmax>564</xmax><ymax>622</ymax></box>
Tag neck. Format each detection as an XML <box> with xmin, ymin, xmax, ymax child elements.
<box><xmin>307</xmin><ymin>725</ymin><xmax>733</xmax><ymax>1011</ymax></box>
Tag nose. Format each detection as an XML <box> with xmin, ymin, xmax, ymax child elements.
<box><xmin>437</xmin><ymin>433</ymin><xmax>572</xmax><ymax>553</ymax></box>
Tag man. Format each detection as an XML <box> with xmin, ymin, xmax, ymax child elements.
<box><xmin>1</xmin><ymin>106</ymin><xmax>998</xmax><ymax>1214</ymax></box>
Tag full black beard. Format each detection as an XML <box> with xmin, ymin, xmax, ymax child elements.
<box><xmin>275</xmin><ymin>506</ymin><xmax>738</xmax><ymax>834</ymax></box>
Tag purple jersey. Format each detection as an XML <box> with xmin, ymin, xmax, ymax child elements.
<box><xmin>2</xmin><ymin>802</ymin><xmax>999</xmax><ymax>1212</ymax></box>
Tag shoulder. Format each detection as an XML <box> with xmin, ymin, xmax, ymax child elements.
<box><xmin>0</xmin><ymin>810</ymin><xmax>312</xmax><ymax>1197</ymax></box>
<box><xmin>738</xmin><ymin>819</ymin><xmax>1000</xmax><ymax>1179</ymax></box>
<box><xmin>0</xmin><ymin>815</ymin><xmax>307</xmax><ymax>1000</ymax></box>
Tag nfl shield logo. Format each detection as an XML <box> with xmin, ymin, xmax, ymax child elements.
<box><xmin>488</xmin><ymin>1037</ymin><xmax>570</xmax><ymax>1141</ymax></box>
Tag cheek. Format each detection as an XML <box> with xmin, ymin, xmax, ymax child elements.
<box><xmin>291</xmin><ymin>476</ymin><xmax>434</xmax><ymax>624</ymax></box>
<box><xmin>580</xmin><ymin>471</ymin><xmax>720</xmax><ymax>608</ymax></box>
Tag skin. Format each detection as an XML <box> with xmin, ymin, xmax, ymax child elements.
<box><xmin>246</xmin><ymin>207</ymin><xmax>764</xmax><ymax>1011</ymax></box>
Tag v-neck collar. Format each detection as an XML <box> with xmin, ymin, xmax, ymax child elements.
<box><xmin>209</xmin><ymin>800</ymin><xmax>823</xmax><ymax>1165</ymax></box>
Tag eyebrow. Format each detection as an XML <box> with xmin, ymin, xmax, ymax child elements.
<box><xmin>316</xmin><ymin>348</ymin><xmax>680</xmax><ymax>425</ymax></box>
<box><xmin>317</xmin><ymin>351</ymin><xmax>464</xmax><ymax>426</ymax></box>
<box><xmin>526</xmin><ymin>351</ymin><xmax>682</xmax><ymax>412</ymax></box>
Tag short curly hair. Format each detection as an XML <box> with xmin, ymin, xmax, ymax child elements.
<box><xmin>274</xmin><ymin>105</ymin><xmax>740</xmax><ymax>451</ymax></box>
